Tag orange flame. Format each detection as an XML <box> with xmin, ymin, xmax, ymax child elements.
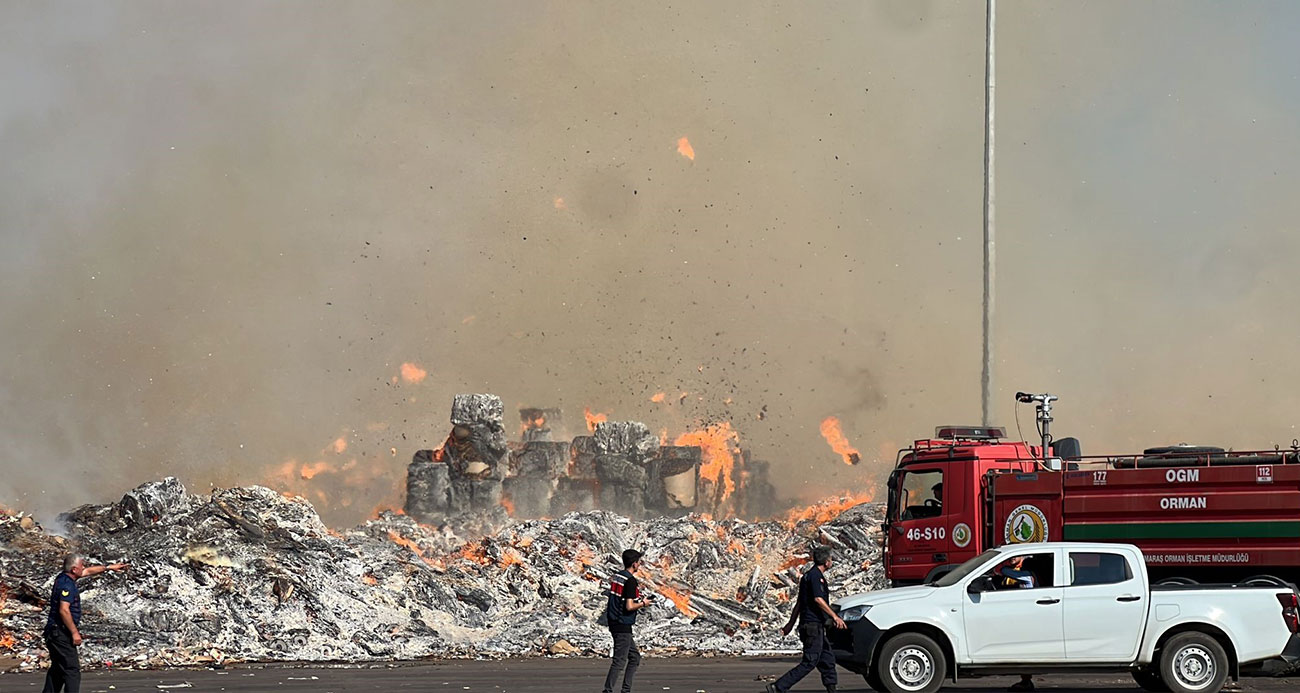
<box><xmin>386</xmin><ymin>531</ymin><xmax>443</xmax><ymax>569</ymax></box>
<box><xmin>370</xmin><ymin>505</ymin><xmax>404</xmax><ymax>520</ymax></box>
<box><xmin>554</xmin><ymin>197</ymin><xmax>566</xmax><ymax>210</ymax></box>
<box><xmin>784</xmin><ymin>492</ymin><xmax>872</xmax><ymax>526</ymax></box>
<box><xmin>399</xmin><ymin>362</ymin><xmax>428</xmax><ymax>383</ymax></box>
<box><xmin>779</xmin><ymin>555</ymin><xmax>810</xmax><ymax>571</ymax></box>
<box><xmin>330</xmin><ymin>436</ymin><xmax>348</xmax><ymax>454</ymax></box>
<box><xmin>501</xmin><ymin>496</ymin><xmax>516</xmax><ymax>517</ymax></box>
<box><xmin>584</xmin><ymin>408</ymin><xmax>608</xmax><ymax>432</ymax></box>
<box><xmin>455</xmin><ymin>543</ymin><xmax>491</xmax><ymax>566</ymax></box>
<box><xmin>572</xmin><ymin>545</ymin><xmax>597</xmax><ymax>569</ymax></box>
<box><xmin>819</xmin><ymin>417</ymin><xmax>861</xmax><ymax>465</ymax></box>
<box><xmin>0</xmin><ymin>584</ymin><xmax>12</xmax><ymax>650</ymax></box>
<box><xmin>674</xmin><ymin>422</ymin><xmax>739</xmax><ymax>499</ymax></box>
<box><xmin>299</xmin><ymin>461</ymin><xmax>333</xmax><ymax>480</ymax></box>
<box><xmin>520</xmin><ymin>415</ymin><xmax>547</xmax><ymax>437</ymax></box>
<box><xmin>650</xmin><ymin>392</ymin><xmax>666</xmax><ymax>403</ymax></box>
<box><xmin>500</xmin><ymin>549</ymin><xmax>525</xmax><ymax>568</ymax></box>
<box><xmin>657</xmin><ymin>584</ymin><xmax>696</xmax><ymax>617</ymax></box>
<box><xmin>676</xmin><ymin>136</ymin><xmax>695</xmax><ymax>161</ymax></box>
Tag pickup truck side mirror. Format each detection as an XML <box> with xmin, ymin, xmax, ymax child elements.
<box><xmin>968</xmin><ymin>576</ymin><xmax>995</xmax><ymax>594</ymax></box>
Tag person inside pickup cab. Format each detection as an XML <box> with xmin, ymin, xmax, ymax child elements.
<box><xmin>998</xmin><ymin>555</ymin><xmax>1036</xmax><ymax>590</ymax></box>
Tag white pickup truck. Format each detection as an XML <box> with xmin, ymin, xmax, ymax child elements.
<box><xmin>829</xmin><ymin>542</ymin><xmax>1300</xmax><ymax>693</ymax></box>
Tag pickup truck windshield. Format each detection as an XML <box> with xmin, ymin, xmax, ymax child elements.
<box><xmin>931</xmin><ymin>550</ymin><xmax>1001</xmax><ymax>587</ymax></box>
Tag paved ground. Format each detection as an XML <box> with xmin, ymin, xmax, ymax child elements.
<box><xmin>1</xmin><ymin>656</ymin><xmax>1292</xmax><ymax>692</ymax></box>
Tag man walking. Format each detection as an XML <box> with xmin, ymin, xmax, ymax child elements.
<box><xmin>602</xmin><ymin>549</ymin><xmax>648</xmax><ymax>693</ymax></box>
<box><xmin>43</xmin><ymin>554</ymin><xmax>130</xmax><ymax>693</ymax></box>
<box><xmin>768</xmin><ymin>546</ymin><xmax>845</xmax><ymax>693</ymax></box>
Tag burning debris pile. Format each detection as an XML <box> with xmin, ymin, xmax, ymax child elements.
<box><xmin>0</xmin><ymin>479</ymin><xmax>883</xmax><ymax>671</ymax></box>
<box><xmin>404</xmin><ymin>394</ymin><xmax>781</xmax><ymax>526</ymax></box>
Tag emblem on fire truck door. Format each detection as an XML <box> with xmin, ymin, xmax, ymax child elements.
<box><xmin>1003</xmin><ymin>504</ymin><xmax>1049</xmax><ymax>544</ymax></box>
<box><xmin>952</xmin><ymin>523</ymin><xmax>972</xmax><ymax>548</ymax></box>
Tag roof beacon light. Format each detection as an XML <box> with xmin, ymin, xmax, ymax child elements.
<box><xmin>935</xmin><ymin>426</ymin><xmax>1007</xmax><ymax>440</ymax></box>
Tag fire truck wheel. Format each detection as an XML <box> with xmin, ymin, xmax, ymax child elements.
<box><xmin>876</xmin><ymin>632</ymin><xmax>946</xmax><ymax>693</ymax></box>
<box><xmin>1131</xmin><ymin>665</ymin><xmax>1170</xmax><ymax>692</ymax></box>
<box><xmin>1159</xmin><ymin>631</ymin><xmax>1229</xmax><ymax>693</ymax></box>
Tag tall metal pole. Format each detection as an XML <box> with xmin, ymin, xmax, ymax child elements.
<box><xmin>981</xmin><ymin>0</ymin><xmax>997</xmax><ymax>426</ymax></box>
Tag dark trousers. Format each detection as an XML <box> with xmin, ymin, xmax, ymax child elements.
<box><xmin>42</xmin><ymin>626</ymin><xmax>81</xmax><ymax>693</ymax></box>
<box><xmin>774</xmin><ymin>621</ymin><xmax>837</xmax><ymax>692</ymax></box>
<box><xmin>602</xmin><ymin>631</ymin><xmax>641</xmax><ymax>693</ymax></box>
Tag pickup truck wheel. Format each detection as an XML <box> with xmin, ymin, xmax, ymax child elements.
<box><xmin>1132</xmin><ymin>666</ymin><xmax>1170</xmax><ymax>692</ymax></box>
<box><xmin>877</xmin><ymin>632</ymin><xmax>946</xmax><ymax>693</ymax></box>
<box><xmin>1159</xmin><ymin>632</ymin><xmax>1229</xmax><ymax>693</ymax></box>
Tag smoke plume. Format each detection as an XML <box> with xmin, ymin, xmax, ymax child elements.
<box><xmin>3</xmin><ymin>2</ymin><xmax>1298</xmax><ymax>524</ymax></box>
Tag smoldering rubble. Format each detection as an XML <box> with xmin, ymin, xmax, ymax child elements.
<box><xmin>0</xmin><ymin>478</ymin><xmax>884</xmax><ymax>672</ymax></box>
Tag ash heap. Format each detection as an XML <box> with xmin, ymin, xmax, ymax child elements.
<box><xmin>0</xmin><ymin>395</ymin><xmax>884</xmax><ymax>672</ymax></box>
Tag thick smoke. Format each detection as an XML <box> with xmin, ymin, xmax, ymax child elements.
<box><xmin>3</xmin><ymin>2</ymin><xmax>1298</xmax><ymax>525</ymax></box>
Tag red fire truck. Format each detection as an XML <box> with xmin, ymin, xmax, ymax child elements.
<box><xmin>883</xmin><ymin>392</ymin><xmax>1300</xmax><ymax>589</ymax></box>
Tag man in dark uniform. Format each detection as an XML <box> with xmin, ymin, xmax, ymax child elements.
<box><xmin>603</xmin><ymin>548</ymin><xmax>649</xmax><ymax>693</ymax></box>
<box><xmin>43</xmin><ymin>554</ymin><xmax>130</xmax><ymax>693</ymax></box>
<box><xmin>768</xmin><ymin>546</ymin><xmax>846</xmax><ymax>693</ymax></box>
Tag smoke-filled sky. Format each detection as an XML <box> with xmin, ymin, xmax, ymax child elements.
<box><xmin>4</xmin><ymin>1</ymin><xmax>1300</xmax><ymax>525</ymax></box>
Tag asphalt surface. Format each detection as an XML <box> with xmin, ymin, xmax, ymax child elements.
<box><xmin>0</xmin><ymin>657</ymin><xmax>1292</xmax><ymax>692</ymax></box>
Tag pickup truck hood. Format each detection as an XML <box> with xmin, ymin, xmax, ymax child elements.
<box><xmin>836</xmin><ymin>584</ymin><xmax>936</xmax><ymax>610</ymax></box>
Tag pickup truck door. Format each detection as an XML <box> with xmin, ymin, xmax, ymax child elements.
<box><xmin>1062</xmin><ymin>550</ymin><xmax>1146</xmax><ymax>661</ymax></box>
<box><xmin>962</xmin><ymin>549</ymin><xmax>1065</xmax><ymax>662</ymax></box>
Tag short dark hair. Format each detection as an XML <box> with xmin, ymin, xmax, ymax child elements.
<box><xmin>812</xmin><ymin>546</ymin><xmax>832</xmax><ymax>566</ymax></box>
<box><xmin>622</xmin><ymin>549</ymin><xmax>643</xmax><ymax>568</ymax></box>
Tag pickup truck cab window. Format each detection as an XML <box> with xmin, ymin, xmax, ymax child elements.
<box><xmin>1068</xmin><ymin>551</ymin><xmax>1133</xmax><ymax>586</ymax></box>
<box><xmin>982</xmin><ymin>552</ymin><xmax>1055</xmax><ymax>589</ymax></box>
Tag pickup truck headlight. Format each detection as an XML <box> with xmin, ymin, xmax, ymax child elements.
<box><xmin>838</xmin><ymin>605</ymin><xmax>871</xmax><ymax>622</ymax></box>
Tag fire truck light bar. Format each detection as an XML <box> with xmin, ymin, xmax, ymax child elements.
<box><xmin>935</xmin><ymin>425</ymin><xmax>1007</xmax><ymax>440</ymax></box>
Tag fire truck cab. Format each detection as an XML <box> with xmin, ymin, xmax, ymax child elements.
<box><xmin>883</xmin><ymin>425</ymin><xmax>1042</xmax><ymax>585</ymax></box>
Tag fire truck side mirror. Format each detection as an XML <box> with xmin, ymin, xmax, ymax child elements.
<box><xmin>968</xmin><ymin>576</ymin><xmax>995</xmax><ymax>594</ymax></box>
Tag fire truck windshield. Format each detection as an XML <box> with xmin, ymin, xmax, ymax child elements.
<box><xmin>896</xmin><ymin>468</ymin><xmax>943</xmax><ymax>521</ymax></box>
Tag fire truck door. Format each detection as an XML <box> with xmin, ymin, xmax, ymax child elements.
<box><xmin>893</xmin><ymin>466</ymin><xmax>966</xmax><ymax>579</ymax></box>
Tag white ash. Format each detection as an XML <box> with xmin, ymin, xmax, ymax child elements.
<box><xmin>0</xmin><ymin>478</ymin><xmax>884</xmax><ymax>671</ymax></box>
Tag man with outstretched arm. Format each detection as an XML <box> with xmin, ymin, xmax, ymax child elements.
<box><xmin>602</xmin><ymin>548</ymin><xmax>649</xmax><ymax>693</ymax></box>
<box><xmin>43</xmin><ymin>554</ymin><xmax>130</xmax><ymax>693</ymax></box>
<box><xmin>767</xmin><ymin>546</ymin><xmax>845</xmax><ymax>693</ymax></box>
